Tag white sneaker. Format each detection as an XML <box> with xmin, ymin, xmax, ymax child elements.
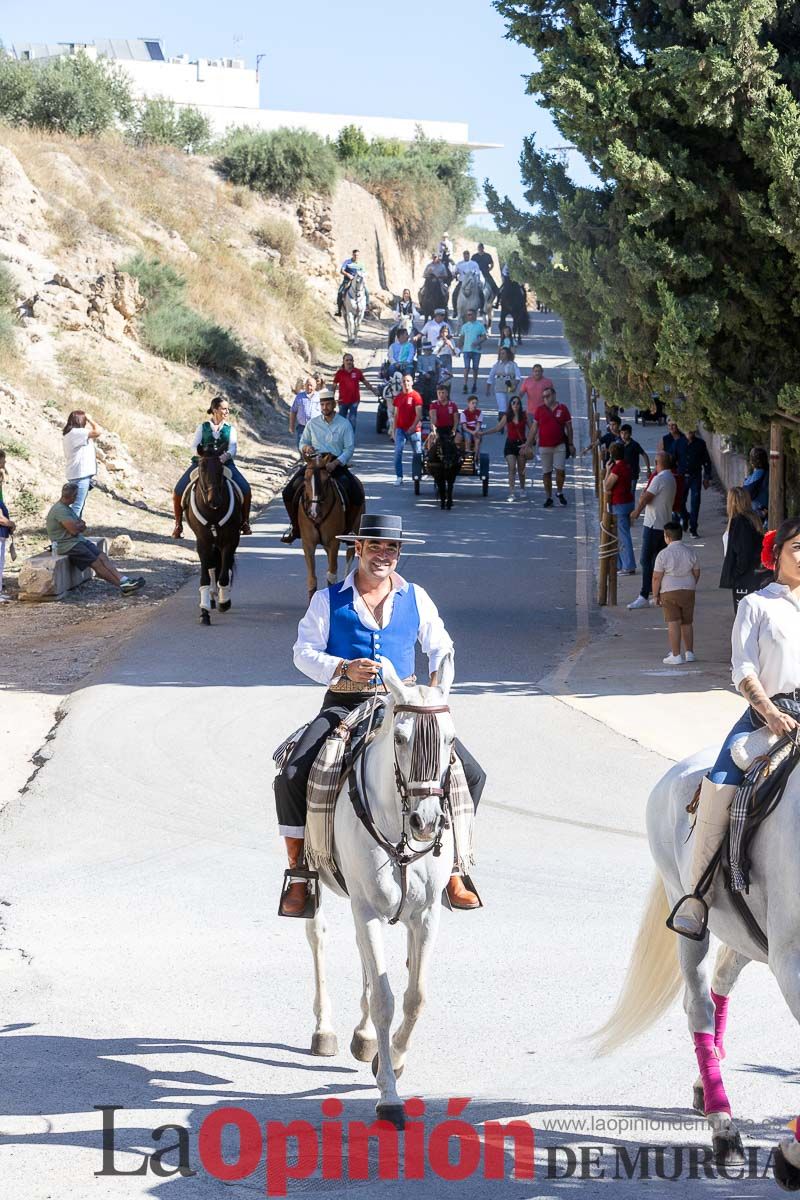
<box><xmin>684</xmin><ymin>651</ymin><xmax>696</xmax><ymax>662</ymax></box>
<box><xmin>394</xmin><ymin>477</ymin><xmax>403</xmax><ymax>486</ymax></box>
<box><xmin>627</xmin><ymin>595</ymin><xmax>649</xmax><ymax>610</ymax></box>
<box><xmin>663</xmin><ymin>653</ymin><xmax>684</xmax><ymax>665</ymax></box>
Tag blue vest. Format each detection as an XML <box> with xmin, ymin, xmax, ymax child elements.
<box><xmin>326</xmin><ymin>581</ymin><xmax>419</xmax><ymax>679</ymax></box>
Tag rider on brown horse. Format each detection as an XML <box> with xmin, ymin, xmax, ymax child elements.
<box><xmin>281</xmin><ymin>395</ymin><xmax>364</xmax><ymax>543</ymax></box>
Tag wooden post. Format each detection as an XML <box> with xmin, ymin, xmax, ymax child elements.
<box><xmin>598</xmin><ymin>484</ymin><xmax>609</xmax><ymax>605</ymax></box>
<box><xmin>608</xmin><ymin>513</ymin><xmax>618</xmax><ymax>606</ymax></box>
<box><xmin>769</xmin><ymin>419</ymin><xmax>785</xmax><ymax>531</ymax></box>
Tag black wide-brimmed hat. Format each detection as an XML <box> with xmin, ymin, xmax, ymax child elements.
<box><xmin>336</xmin><ymin>514</ymin><xmax>425</xmax><ymax>544</ymax></box>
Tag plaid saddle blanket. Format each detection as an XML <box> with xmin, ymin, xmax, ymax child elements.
<box><xmin>726</xmin><ymin>725</ymin><xmax>800</xmax><ymax>892</ymax></box>
<box><xmin>306</xmin><ymin>702</ymin><xmax>475</xmax><ymax>877</ymax></box>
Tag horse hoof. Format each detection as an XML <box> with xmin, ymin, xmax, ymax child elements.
<box><xmin>712</xmin><ymin>1129</ymin><xmax>745</xmax><ymax>1168</ymax></box>
<box><xmin>311</xmin><ymin>1032</ymin><xmax>339</xmax><ymax>1057</ymax></box>
<box><xmin>370</xmin><ymin>1054</ymin><xmax>403</xmax><ymax>1080</ymax></box>
<box><xmin>200</xmin><ymin>609</ymin><xmax>211</xmax><ymax>626</ymax></box>
<box><xmin>376</xmin><ymin>1104</ymin><xmax>405</xmax><ymax>1130</ymax></box>
<box><xmin>350</xmin><ymin>1032</ymin><xmax>378</xmax><ymax>1063</ymax></box>
<box><xmin>775</xmin><ymin>1144</ymin><xmax>800</xmax><ymax>1191</ymax></box>
<box><xmin>218</xmin><ymin>600</ymin><xmax>231</xmax><ymax>613</ymax></box>
<box><xmin>692</xmin><ymin>1084</ymin><xmax>705</xmax><ymax>1113</ymax></box>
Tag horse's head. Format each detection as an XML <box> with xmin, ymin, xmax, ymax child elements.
<box><xmin>196</xmin><ymin>448</ymin><xmax>226</xmax><ymax>508</ymax></box>
<box><xmin>380</xmin><ymin>658</ymin><xmax>456</xmax><ymax>842</ymax></box>
<box><xmin>303</xmin><ymin>453</ymin><xmax>335</xmax><ymax>523</ymax></box>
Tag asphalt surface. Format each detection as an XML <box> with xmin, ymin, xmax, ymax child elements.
<box><xmin>0</xmin><ymin>312</ymin><xmax>796</xmax><ymax>1197</ymax></box>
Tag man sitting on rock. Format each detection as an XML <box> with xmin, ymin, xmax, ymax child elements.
<box><xmin>45</xmin><ymin>483</ymin><xmax>145</xmax><ymax>596</ymax></box>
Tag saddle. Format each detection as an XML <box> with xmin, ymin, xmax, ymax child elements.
<box><xmin>689</xmin><ymin>707</ymin><xmax>800</xmax><ymax>953</ymax></box>
<box><xmin>187</xmin><ymin>464</ymin><xmax>244</xmax><ymax>504</ymax></box>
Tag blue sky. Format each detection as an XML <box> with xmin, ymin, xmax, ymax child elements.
<box><xmin>1</xmin><ymin>0</ymin><xmax>593</xmax><ymax>226</ymax></box>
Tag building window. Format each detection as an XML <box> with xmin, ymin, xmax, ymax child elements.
<box><xmin>144</xmin><ymin>40</ymin><xmax>165</xmax><ymax>61</ymax></box>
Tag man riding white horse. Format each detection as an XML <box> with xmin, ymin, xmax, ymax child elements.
<box><xmin>274</xmin><ymin>513</ymin><xmax>485</xmax><ymax>913</ymax></box>
<box><xmin>336</xmin><ymin>248</ymin><xmax>369</xmax><ymax>317</ymax></box>
<box><xmin>280</xmin><ymin>395</ymin><xmax>364</xmax><ymax>544</ymax></box>
<box><xmin>451</xmin><ymin>250</ymin><xmax>485</xmax><ymax>319</ymax></box>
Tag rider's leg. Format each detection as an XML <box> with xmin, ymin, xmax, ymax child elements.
<box><xmin>280</xmin><ymin>469</ymin><xmax>304</xmax><ymax>543</ymax></box>
<box><xmin>670</xmin><ymin>711</ymin><xmax>751</xmax><ymax>937</ymax></box>
<box><xmin>172</xmin><ymin>466</ymin><xmax>192</xmax><ymax>537</ymax></box>
<box><xmin>228</xmin><ymin>464</ymin><xmax>252</xmax><ymax>534</ymax></box>
<box><xmin>445</xmin><ymin>740</ymin><xmax>484</xmax><ymax>909</ymax></box>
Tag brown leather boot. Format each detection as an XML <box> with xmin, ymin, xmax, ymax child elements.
<box><xmin>171</xmin><ymin>492</ymin><xmax>183</xmax><ymax>539</ymax></box>
<box><xmin>446</xmin><ymin>874</ymin><xmax>480</xmax><ymax>909</ymax></box>
<box><xmin>282</xmin><ymin>836</ymin><xmax>309</xmax><ymax>916</ymax></box>
<box><xmin>241</xmin><ymin>491</ymin><xmax>252</xmax><ymax>535</ymax></box>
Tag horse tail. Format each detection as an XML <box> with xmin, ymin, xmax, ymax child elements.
<box><xmin>591</xmin><ymin>875</ymin><xmax>682</xmax><ymax>1057</ymax></box>
<box><xmin>517</xmin><ymin>306</ymin><xmax>530</xmax><ymax>335</ymax></box>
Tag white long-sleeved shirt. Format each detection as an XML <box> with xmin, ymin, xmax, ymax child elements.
<box><xmin>190</xmin><ymin>421</ymin><xmax>238</xmax><ymax>458</ymax></box>
<box><xmin>293</xmin><ymin>568</ymin><xmax>454</xmax><ymax>686</ymax></box>
<box><xmin>731</xmin><ymin>582</ymin><xmax>800</xmax><ymax>695</ymax></box>
<box><xmin>487</xmin><ymin>361</ymin><xmax>522</xmax><ymax>394</ymax></box>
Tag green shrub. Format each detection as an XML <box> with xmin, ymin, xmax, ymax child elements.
<box><xmin>254</xmin><ymin>216</ymin><xmax>298</xmax><ymax>261</ymax></box>
<box><xmin>0</xmin><ymin>311</ymin><xmax>15</xmax><ymax>360</ymax></box>
<box><xmin>128</xmin><ymin>98</ymin><xmax>212</xmax><ymax>154</ymax></box>
<box><xmin>140</xmin><ymin>304</ymin><xmax>246</xmax><ymax>371</ymax></box>
<box><xmin>215</xmin><ymin>127</ymin><xmax>339</xmax><ymax>198</ymax></box>
<box><xmin>122</xmin><ymin>254</ymin><xmax>246</xmax><ymax>373</ymax></box>
<box><xmin>14</xmin><ymin>485</ymin><xmax>41</xmax><ymax>519</ymax></box>
<box><xmin>335</xmin><ymin>124</ymin><xmax>369</xmax><ymax>160</ymax></box>
<box><xmin>0</xmin><ymin>53</ymin><xmax>34</xmax><ymax>124</ymax></box>
<box><xmin>0</xmin><ymin>259</ymin><xmax>16</xmax><ymax>359</ymax></box>
<box><xmin>0</xmin><ymin>259</ymin><xmax>16</xmax><ymax>309</ymax></box>
<box><xmin>2</xmin><ymin>436</ymin><xmax>29</xmax><ymax>460</ymax></box>
<box><xmin>25</xmin><ymin>52</ymin><xmax>133</xmax><ymax>135</ymax></box>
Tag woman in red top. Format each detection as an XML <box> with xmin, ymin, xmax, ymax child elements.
<box><xmin>392</xmin><ymin>371</ymin><xmax>424</xmax><ymax>484</ymax></box>
<box><xmin>332</xmin><ymin>353</ymin><xmax>378</xmax><ymax>442</ymax></box>
<box><xmin>485</xmin><ymin>395</ymin><xmax>531</xmax><ymax>502</ymax></box>
<box><xmin>604</xmin><ymin>442</ymin><xmax>636</xmax><ymax>572</ymax></box>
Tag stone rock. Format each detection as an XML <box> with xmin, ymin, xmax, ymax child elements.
<box><xmin>51</xmin><ymin>273</ymin><xmax>82</xmax><ymax>293</ymax></box>
<box><xmin>96</xmin><ymin>431</ymin><xmax>136</xmax><ymax>480</ymax></box>
<box><xmin>19</xmin><ymin>539</ymin><xmax>109</xmax><ymax>600</ymax></box>
<box><xmin>109</xmin><ymin>534</ymin><xmax>133</xmax><ymax>558</ymax></box>
<box><xmin>88</xmin><ymin>272</ymin><xmax>144</xmax><ymax>339</ymax></box>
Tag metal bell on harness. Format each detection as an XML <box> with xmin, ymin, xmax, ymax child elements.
<box><xmin>278</xmin><ymin>866</ymin><xmax>320</xmax><ymax>919</ymax></box>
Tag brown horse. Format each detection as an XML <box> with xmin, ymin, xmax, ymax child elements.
<box><xmin>298</xmin><ymin>454</ymin><xmax>364</xmax><ymax>598</ymax></box>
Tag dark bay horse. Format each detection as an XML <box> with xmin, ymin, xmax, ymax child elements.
<box><xmin>184</xmin><ymin>448</ymin><xmax>241</xmax><ymax>625</ymax></box>
<box><xmin>418</xmin><ymin>276</ymin><xmax>450</xmax><ymax>321</ymax></box>
<box><xmin>499</xmin><ymin>278</ymin><xmax>530</xmax><ymax>344</ymax></box>
<box><xmin>425</xmin><ymin>428</ymin><xmax>463</xmax><ymax>510</ymax></box>
<box><xmin>298</xmin><ymin>453</ymin><xmax>364</xmax><ymax>597</ymax></box>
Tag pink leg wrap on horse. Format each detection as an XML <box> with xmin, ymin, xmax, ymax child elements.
<box><xmin>711</xmin><ymin>990</ymin><xmax>729</xmax><ymax>1059</ymax></box>
<box><xmin>694</xmin><ymin>1032</ymin><xmax>730</xmax><ymax>1114</ymax></box>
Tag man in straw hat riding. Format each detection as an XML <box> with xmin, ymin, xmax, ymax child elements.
<box><xmin>274</xmin><ymin>513</ymin><xmax>485</xmax><ymax>914</ymax></box>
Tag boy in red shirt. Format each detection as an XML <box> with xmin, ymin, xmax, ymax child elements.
<box><xmin>332</xmin><ymin>352</ymin><xmax>378</xmax><ymax>443</ymax></box>
<box><xmin>392</xmin><ymin>372</ymin><xmax>423</xmax><ymax>485</ymax></box>
<box><xmin>527</xmin><ymin>384</ymin><xmax>574</xmax><ymax>507</ymax></box>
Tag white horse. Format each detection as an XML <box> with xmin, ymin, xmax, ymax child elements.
<box><xmin>594</xmin><ymin>740</ymin><xmax>800</xmax><ymax>1173</ymax></box>
<box><xmin>304</xmin><ymin>658</ymin><xmax>457</xmax><ymax>1127</ymax></box>
<box><xmin>343</xmin><ymin>275</ymin><xmax>367</xmax><ymax>345</ymax></box>
<box><xmin>456</xmin><ymin>270</ymin><xmax>483</xmax><ymax>329</ymax></box>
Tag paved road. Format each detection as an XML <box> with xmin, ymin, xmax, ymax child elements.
<box><xmin>0</xmin><ymin>314</ymin><xmax>795</xmax><ymax>1197</ymax></box>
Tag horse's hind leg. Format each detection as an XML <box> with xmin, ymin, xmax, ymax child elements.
<box><xmin>679</xmin><ymin>937</ymin><xmax>744</xmax><ymax>1165</ymax></box>
<box><xmin>305</xmin><ymin>906</ymin><xmax>338</xmax><ymax>1057</ymax></box>
<box><xmin>218</xmin><ymin>544</ymin><xmax>233</xmax><ymax>612</ymax></box>
<box><xmin>391</xmin><ymin>906</ymin><xmax>440</xmax><ymax>1079</ymax></box>
<box><xmin>350</xmin><ymin>959</ymin><xmax>377</xmax><ymax>1063</ymax></box>
<box><xmin>353</xmin><ymin>906</ymin><xmax>403</xmax><ymax>1127</ymax></box>
<box><xmin>208</xmin><ymin>567</ymin><xmax>218</xmax><ymax>609</ymax></box>
<box><xmin>302</xmin><ymin>535</ymin><xmax>318</xmax><ymax>598</ymax></box>
<box><xmin>198</xmin><ymin>552</ymin><xmax>212</xmax><ymax>625</ymax></box>
<box><xmin>325</xmin><ymin>537</ymin><xmax>338</xmax><ymax>586</ymax></box>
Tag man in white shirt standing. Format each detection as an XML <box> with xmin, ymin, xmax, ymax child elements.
<box><xmin>628</xmin><ymin>451</ymin><xmax>677</xmax><ymax>609</ymax></box>
<box><xmin>274</xmin><ymin>513</ymin><xmax>485</xmax><ymax>913</ymax></box>
<box><xmin>421</xmin><ymin>308</ymin><xmax>447</xmax><ymax>351</ymax></box>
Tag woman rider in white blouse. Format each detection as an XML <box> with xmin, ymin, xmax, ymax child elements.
<box><xmin>672</xmin><ymin>517</ymin><xmax>800</xmax><ymax>936</ymax></box>
<box><xmin>172</xmin><ymin>396</ymin><xmax>252</xmax><ymax>537</ymax></box>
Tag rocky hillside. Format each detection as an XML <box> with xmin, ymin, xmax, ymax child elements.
<box><xmin>0</xmin><ymin>127</ymin><xmax>435</xmax><ymax>569</ymax></box>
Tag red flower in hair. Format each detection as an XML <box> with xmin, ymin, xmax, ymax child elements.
<box><xmin>761</xmin><ymin>529</ymin><xmax>777</xmax><ymax>570</ymax></box>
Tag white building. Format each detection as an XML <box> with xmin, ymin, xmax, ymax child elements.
<box><xmin>10</xmin><ymin>38</ymin><xmax>500</xmax><ymax>151</ymax></box>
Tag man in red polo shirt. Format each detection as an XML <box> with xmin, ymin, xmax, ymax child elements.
<box><xmin>429</xmin><ymin>384</ymin><xmax>460</xmax><ymax>433</ymax></box>
<box><xmin>392</xmin><ymin>372</ymin><xmax>423</xmax><ymax>485</ymax></box>
<box><xmin>526</xmin><ymin>384</ymin><xmax>574</xmax><ymax>507</ymax></box>
<box><xmin>332</xmin><ymin>353</ymin><xmax>379</xmax><ymax>444</ymax></box>
<box><xmin>520</xmin><ymin>362</ymin><xmax>555</xmax><ymax>418</ymax></box>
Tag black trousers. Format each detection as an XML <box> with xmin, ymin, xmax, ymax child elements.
<box><xmin>282</xmin><ymin>466</ymin><xmax>364</xmax><ymax>521</ymax></box>
<box><xmin>274</xmin><ymin>691</ymin><xmax>486</xmax><ymax>833</ymax></box>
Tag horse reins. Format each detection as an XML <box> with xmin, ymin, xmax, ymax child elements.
<box><xmin>348</xmin><ymin>697</ymin><xmax>453</xmax><ymax>925</ymax></box>
<box><xmin>302</xmin><ymin>460</ymin><xmax>342</xmax><ymax>528</ymax></box>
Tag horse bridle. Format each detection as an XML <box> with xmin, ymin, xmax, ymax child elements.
<box><xmin>302</xmin><ymin>457</ymin><xmax>340</xmax><ymax>527</ymax></box>
<box><xmin>190</xmin><ymin>466</ymin><xmax>235</xmax><ymax>537</ymax></box>
<box><xmin>349</xmin><ymin>698</ymin><xmax>454</xmax><ymax>925</ymax></box>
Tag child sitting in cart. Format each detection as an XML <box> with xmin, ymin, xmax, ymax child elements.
<box><xmin>459</xmin><ymin>395</ymin><xmax>484</xmax><ymax>455</ymax></box>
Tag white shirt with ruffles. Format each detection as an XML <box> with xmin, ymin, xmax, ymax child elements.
<box><xmin>732</xmin><ymin>582</ymin><xmax>800</xmax><ymax>696</ymax></box>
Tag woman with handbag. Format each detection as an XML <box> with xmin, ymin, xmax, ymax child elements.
<box><xmin>720</xmin><ymin>486</ymin><xmax>764</xmax><ymax>612</ymax></box>
<box><xmin>0</xmin><ymin>448</ymin><xmax>16</xmax><ymax>603</ymax></box>
<box><xmin>671</xmin><ymin>516</ymin><xmax>800</xmax><ymax>937</ymax></box>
